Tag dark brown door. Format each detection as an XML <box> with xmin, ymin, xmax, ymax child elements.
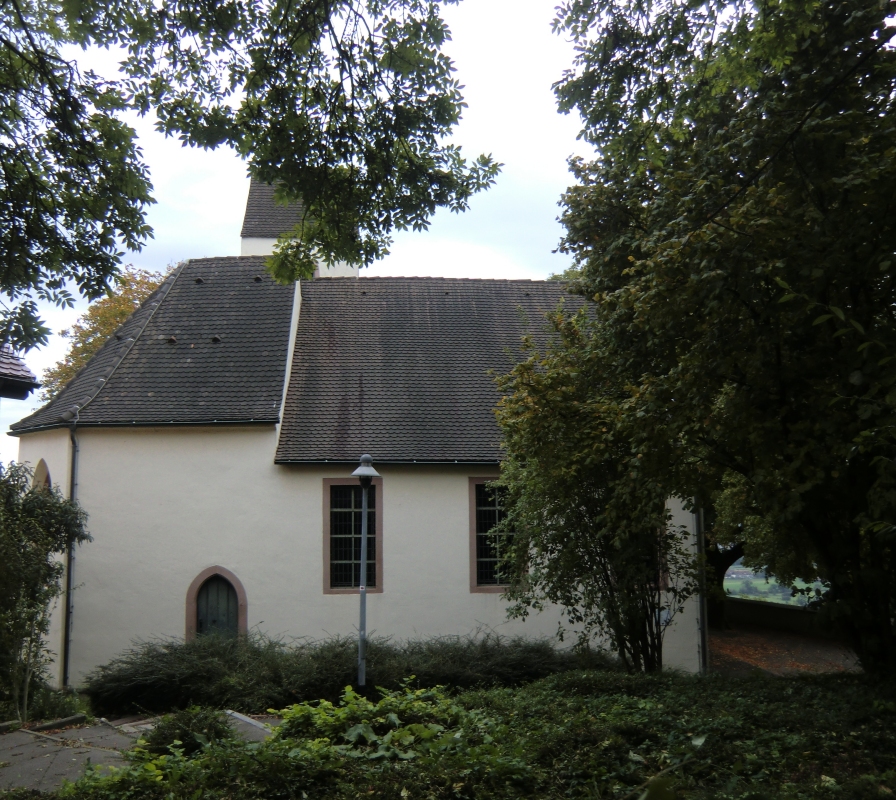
<box><xmin>196</xmin><ymin>575</ymin><xmax>238</xmax><ymax>636</ymax></box>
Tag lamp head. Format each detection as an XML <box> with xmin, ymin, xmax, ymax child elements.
<box><xmin>351</xmin><ymin>454</ymin><xmax>381</xmax><ymax>487</ymax></box>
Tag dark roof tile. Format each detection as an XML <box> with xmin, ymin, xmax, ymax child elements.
<box><xmin>0</xmin><ymin>345</ymin><xmax>40</xmax><ymax>400</ymax></box>
<box><xmin>275</xmin><ymin>277</ymin><xmax>574</xmax><ymax>463</ymax></box>
<box><xmin>11</xmin><ymin>258</ymin><xmax>294</xmax><ymax>432</ymax></box>
<box><xmin>240</xmin><ymin>180</ymin><xmax>305</xmax><ymax>239</ymax></box>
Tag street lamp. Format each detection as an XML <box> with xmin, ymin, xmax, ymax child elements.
<box><xmin>351</xmin><ymin>453</ymin><xmax>380</xmax><ymax>687</ymax></box>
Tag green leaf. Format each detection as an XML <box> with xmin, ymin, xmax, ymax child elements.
<box><xmin>831</xmin><ymin>307</ymin><xmax>846</xmax><ymax>321</ymax></box>
<box><xmin>345</xmin><ymin>723</ymin><xmax>377</xmax><ymax>744</ymax></box>
<box><xmin>812</xmin><ymin>314</ymin><xmax>833</xmax><ymax>325</ymax></box>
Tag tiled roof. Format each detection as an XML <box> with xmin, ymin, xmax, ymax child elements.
<box><xmin>275</xmin><ymin>278</ymin><xmax>574</xmax><ymax>463</ymax></box>
<box><xmin>12</xmin><ymin>269</ymin><xmax>577</xmax><ymax>463</ymax></box>
<box><xmin>240</xmin><ymin>180</ymin><xmax>305</xmax><ymax>239</ymax></box>
<box><xmin>0</xmin><ymin>346</ymin><xmax>39</xmax><ymax>400</ymax></box>
<box><xmin>11</xmin><ymin>258</ymin><xmax>294</xmax><ymax>433</ymax></box>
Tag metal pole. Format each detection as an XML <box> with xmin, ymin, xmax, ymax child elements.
<box><xmin>358</xmin><ymin>478</ymin><xmax>370</xmax><ymax>687</ymax></box>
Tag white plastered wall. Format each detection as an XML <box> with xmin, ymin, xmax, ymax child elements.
<box><xmin>15</xmin><ymin>427</ymin><xmax>75</xmax><ymax>687</ymax></box>
<box><xmin>662</xmin><ymin>497</ymin><xmax>705</xmax><ymax>674</ymax></box>
<box><xmin>239</xmin><ymin>237</ymin><xmax>359</xmax><ymax>278</ymax></box>
<box><xmin>16</xmin><ymin>425</ymin><xmax>703</xmax><ymax>684</ymax></box>
<box><xmin>240</xmin><ymin>237</ymin><xmax>279</xmax><ymax>256</ymax></box>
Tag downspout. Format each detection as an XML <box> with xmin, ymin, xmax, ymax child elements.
<box><xmin>62</xmin><ymin>413</ymin><xmax>79</xmax><ymax>689</ymax></box>
<box><xmin>695</xmin><ymin>506</ymin><xmax>709</xmax><ymax>675</ymax></box>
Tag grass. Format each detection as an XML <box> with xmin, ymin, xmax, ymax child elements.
<box><xmin>35</xmin><ymin>670</ymin><xmax>896</xmax><ymax>800</ymax></box>
<box><xmin>82</xmin><ymin>632</ymin><xmax>614</xmax><ymax>715</ymax></box>
<box><xmin>724</xmin><ymin>563</ymin><xmax>824</xmax><ymax>607</ymax></box>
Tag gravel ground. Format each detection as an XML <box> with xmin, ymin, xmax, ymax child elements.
<box><xmin>710</xmin><ymin>625</ymin><xmax>860</xmax><ymax>676</ymax></box>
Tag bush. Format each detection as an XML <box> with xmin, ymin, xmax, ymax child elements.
<box><xmin>83</xmin><ymin>632</ymin><xmax>616</xmax><ymax>715</ymax></box>
<box><xmin>140</xmin><ymin>706</ymin><xmax>234</xmax><ymax>757</ymax></box>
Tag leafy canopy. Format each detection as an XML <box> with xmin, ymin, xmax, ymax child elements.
<box><xmin>0</xmin><ymin>0</ymin><xmax>498</xmax><ymax>349</ymax></box>
<box><xmin>40</xmin><ymin>265</ymin><xmax>166</xmax><ymax>401</ymax></box>
<box><xmin>525</xmin><ymin>0</ymin><xmax>896</xmax><ymax>671</ymax></box>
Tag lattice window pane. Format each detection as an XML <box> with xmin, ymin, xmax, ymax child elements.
<box><xmin>330</xmin><ymin>485</ymin><xmax>377</xmax><ymax>588</ymax></box>
<box><xmin>475</xmin><ymin>483</ymin><xmax>510</xmax><ymax>586</ymax></box>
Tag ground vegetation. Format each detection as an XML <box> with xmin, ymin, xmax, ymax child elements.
<box><xmin>32</xmin><ymin>672</ymin><xmax>896</xmax><ymax>799</ymax></box>
<box><xmin>141</xmin><ymin>707</ymin><xmax>236</xmax><ymax>758</ymax></box>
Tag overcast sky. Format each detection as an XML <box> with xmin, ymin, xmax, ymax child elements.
<box><xmin>1</xmin><ymin>0</ymin><xmax>589</xmax><ymax>463</ymax></box>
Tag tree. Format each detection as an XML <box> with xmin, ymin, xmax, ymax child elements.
<box><xmin>40</xmin><ymin>265</ymin><xmax>166</xmax><ymax>401</ymax></box>
<box><xmin>0</xmin><ymin>462</ymin><xmax>89</xmax><ymax>721</ymax></box>
<box><xmin>515</xmin><ymin>0</ymin><xmax>896</xmax><ymax>672</ymax></box>
<box><xmin>496</xmin><ymin>312</ymin><xmax>699</xmax><ymax>673</ymax></box>
<box><xmin>0</xmin><ymin>0</ymin><xmax>498</xmax><ymax>351</ymax></box>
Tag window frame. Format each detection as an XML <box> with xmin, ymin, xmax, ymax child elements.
<box><xmin>322</xmin><ymin>477</ymin><xmax>384</xmax><ymax>594</ymax></box>
<box><xmin>468</xmin><ymin>477</ymin><xmax>509</xmax><ymax>593</ymax></box>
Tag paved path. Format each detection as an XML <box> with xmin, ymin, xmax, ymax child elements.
<box><xmin>0</xmin><ymin>713</ymin><xmax>277</xmax><ymax>794</ymax></box>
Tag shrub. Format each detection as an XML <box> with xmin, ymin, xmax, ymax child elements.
<box><xmin>140</xmin><ymin>706</ymin><xmax>234</xmax><ymax>757</ymax></box>
<box><xmin>83</xmin><ymin>632</ymin><xmax>617</xmax><ymax>714</ymax></box>
<box><xmin>276</xmin><ymin>682</ymin><xmax>529</xmax><ymax>785</ymax></box>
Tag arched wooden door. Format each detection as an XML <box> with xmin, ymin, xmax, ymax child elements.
<box><xmin>196</xmin><ymin>575</ymin><xmax>238</xmax><ymax>636</ymax></box>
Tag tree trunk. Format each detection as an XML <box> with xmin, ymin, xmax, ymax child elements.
<box><xmin>704</xmin><ymin>541</ymin><xmax>744</xmax><ymax>630</ymax></box>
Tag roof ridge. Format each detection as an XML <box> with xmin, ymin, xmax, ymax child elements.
<box><xmin>181</xmin><ymin>255</ymin><xmax>269</xmax><ymax>265</ymax></box>
<box><xmin>332</xmin><ymin>276</ymin><xmax>551</xmax><ymax>284</ymax></box>
<box><xmin>56</xmin><ymin>265</ymin><xmax>185</xmax><ymax>424</ymax></box>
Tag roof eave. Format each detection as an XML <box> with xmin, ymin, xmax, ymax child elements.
<box><xmin>0</xmin><ymin>377</ymin><xmax>41</xmax><ymax>401</ymax></box>
<box><xmin>274</xmin><ymin>458</ymin><xmax>501</xmax><ymax>465</ymax></box>
<box><xmin>9</xmin><ymin>418</ymin><xmax>280</xmax><ymax>437</ymax></box>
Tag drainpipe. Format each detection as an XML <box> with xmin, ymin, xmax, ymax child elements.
<box><xmin>62</xmin><ymin>414</ymin><xmax>79</xmax><ymax>689</ymax></box>
<box><xmin>695</xmin><ymin>505</ymin><xmax>709</xmax><ymax>675</ymax></box>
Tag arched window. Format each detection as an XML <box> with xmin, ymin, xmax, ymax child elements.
<box><xmin>196</xmin><ymin>575</ymin><xmax>238</xmax><ymax>636</ymax></box>
<box><xmin>185</xmin><ymin>566</ymin><xmax>248</xmax><ymax>640</ymax></box>
<box><xmin>33</xmin><ymin>459</ymin><xmax>50</xmax><ymax>490</ymax></box>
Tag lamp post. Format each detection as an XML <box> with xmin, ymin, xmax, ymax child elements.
<box><xmin>351</xmin><ymin>454</ymin><xmax>380</xmax><ymax>687</ymax></box>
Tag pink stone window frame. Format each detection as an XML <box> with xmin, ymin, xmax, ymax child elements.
<box><xmin>322</xmin><ymin>477</ymin><xmax>384</xmax><ymax>595</ymax></box>
<box><xmin>185</xmin><ymin>566</ymin><xmax>248</xmax><ymax>640</ymax></box>
<box><xmin>469</xmin><ymin>477</ymin><xmax>507</xmax><ymax>594</ymax></box>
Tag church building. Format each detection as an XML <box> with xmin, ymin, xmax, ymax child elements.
<box><xmin>11</xmin><ymin>182</ymin><xmax>704</xmax><ymax>686</ymax></box>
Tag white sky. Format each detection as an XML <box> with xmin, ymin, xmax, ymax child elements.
<box><xmin>0</xmin><ymin>0</ymin><xmax>588</xmax><ymax>463</ymax></box>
